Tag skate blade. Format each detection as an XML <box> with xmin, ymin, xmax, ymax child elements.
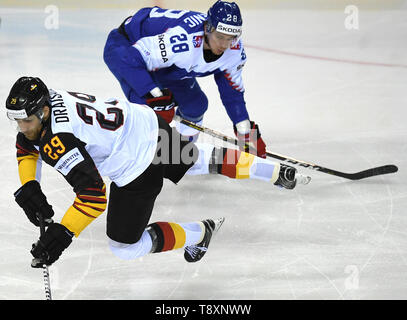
<box><xmin>213</xmin><ymin>217</ymin><xmax>225</xmax><ymax>234</ymax></box>
<box><xmin>296</xmin><ymin>174</ymin><xmax>312</xmax><ymax>185</ymax></box>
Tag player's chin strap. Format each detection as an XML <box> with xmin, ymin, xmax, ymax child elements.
<box><xmin>173</xmin><ymin>116</ymin><xmax>398</xmax><ymax>180</ymax></box>
<box><xmin>36</xmin><ymin>108</ymin><xmax>51</xmax><ymax>142</ymax></box>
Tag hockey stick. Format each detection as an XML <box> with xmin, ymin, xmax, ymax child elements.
<box><xmin>174</xmin><ymin>117</ymin><xmax>398</xmax><ymax>180</ymax></box>
<box><xmin>36</xmin><ymin>213</ymin><xmax>52</xmax><ymax>300</ymax></box>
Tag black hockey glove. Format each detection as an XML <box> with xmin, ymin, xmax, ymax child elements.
<box><xmin>31</xmin><ymin>223</ymin><xmax>74</xmax><ymax>268</ymax></box>
<box><xmin>14</xmin><ymin>180</ymin><xmax>54</xmax><ymax>227</ymax></box>
<box><xmin>145</xmin><ymin>88</ymin><xmax>177</xmax><ymax>124</ymax></box>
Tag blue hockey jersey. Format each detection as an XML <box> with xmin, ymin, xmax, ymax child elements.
<box><xmin>119</xmin><ymin>7</ymin><xmax>249</xmax><ymax>124</ymax></box>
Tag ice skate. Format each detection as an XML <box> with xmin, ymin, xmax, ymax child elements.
<box><xmin>274</xmin><ymin>164</ymin><xmax>311</xmax><ymax>189</ymax></box>
<box><xmin>184</xmin><ymin>217</ymin><xmax>225</xmax><ymax>263</ymax></box>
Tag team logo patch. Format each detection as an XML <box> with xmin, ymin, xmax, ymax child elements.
<box><xmin>231</xmin><ymin>42</ymin><xmax>241</xmax><ymax>50</ymax></box>
<box><xmin>54</xmin><ymin>147</ymin><xmax>84</xmax><ymax>176</ymax></box>
<box><xmin>193</xmin><ymin>35</ymin><xmax>203</xmax><ymax>48</ymax></box>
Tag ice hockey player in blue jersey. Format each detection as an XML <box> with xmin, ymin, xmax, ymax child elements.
<box><xmin>103</xmin><ymin>0</ymin><xmax>267</xmax><ymax>158</ymax></box>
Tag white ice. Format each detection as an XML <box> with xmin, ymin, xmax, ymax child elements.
<box><xmin>0</xmin><ymin>5</ymin><xmax>406</xmax><ymax>300</ymax></box>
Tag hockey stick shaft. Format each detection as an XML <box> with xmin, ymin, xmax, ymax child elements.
<box><xmin>37</xmin><ymin>214</ymin><xmax>52</xmax><ymax>301</ymax></box>
<box><xmin>175</xmin><ymin>117</ymin><xmax>398</xmax><ymax>180</ymax></box>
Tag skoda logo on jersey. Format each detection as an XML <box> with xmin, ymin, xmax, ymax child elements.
<box><xmin>216</xmin><ymin>22</ymin><xmax>242</xmax><ymax>37</ymax></box>
<box><xmin>157</xmin><ymin>34</ymin><xmax>168</xmax><ymax>63</ymax></box>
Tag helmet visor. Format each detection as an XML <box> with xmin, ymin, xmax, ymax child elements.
<box><xmin>6</xmin><ymin>108</ymin><xmax>29</xmax><ymax>121</ymax></box>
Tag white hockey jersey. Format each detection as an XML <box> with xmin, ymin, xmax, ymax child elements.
<box><xmin>47</xmin><ymin>89</ymin><xmax>158</xmax><ymax>187</ymax></box>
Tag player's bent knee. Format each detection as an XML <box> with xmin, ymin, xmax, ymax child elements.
<box><xmin>108</xmin><ymin>230</ymin><xmax>153</xmax><ymax>260</ymax></box>
<box><xmin>186</xmin><ymin>143</ymin><xmax>215</xmax><ymax>175</ymax></box>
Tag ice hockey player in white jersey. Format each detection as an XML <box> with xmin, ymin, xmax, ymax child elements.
<box><xmin>6</xmin><ymin>77</ymin><xmax>310</xmax><ymax>267</ymax></box>
<box><xmin>104</xmin><ymin>0</ymin><xmax>267</xmax><ymax>157</ymax></box>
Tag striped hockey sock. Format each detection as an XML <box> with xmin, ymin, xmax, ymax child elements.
<box><xmin>147</xmin><ymin>221</ymin><xmax>204</xmax><ymax>253</ymax></box>
<box><xmin>108</xmin><ymin>221</ymin><xmax>205</xmax><ymax>260</ymax></box>
<box><xmin>211</xmin><ymin>148</ymin><xmax>280</xmax><ymax>183</ymax></box>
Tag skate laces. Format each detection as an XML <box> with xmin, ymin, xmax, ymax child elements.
<box><xmin>185</xmin><ymin>246</ymin><xmax>208</xmax><ymax>258</ymax></box>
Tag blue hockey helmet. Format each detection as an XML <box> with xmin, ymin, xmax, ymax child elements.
<box><xmin>206</xmin><ymin>0</ymin><xmax>243</xmax><ymax>38</ymax></box>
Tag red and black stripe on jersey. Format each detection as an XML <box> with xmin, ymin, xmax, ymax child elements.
<box><xmin>16</xmin><ymin>132</ymin><xmax>41</xmax><ymax>184</ymax></box>
<box><xmin>16</xmin><ymin>132</ymin><xmax>39</xmax><ymax>163</ymax></box>
<box><xmin>73</xmin><ymin>185</ymin><xmax>107</xmax><ymax>218</ymax></box>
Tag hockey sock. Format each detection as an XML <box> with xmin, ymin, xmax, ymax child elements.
<box><xmin>147</xmin><ymin>221</ymin><xmax>204</xmax><ymax>253</ymax></box>
<box><xmin>187</xmin><ymin>144</ymin><xmax>280</xmax><ymax>183</ymax></box>
<box><xmin>108</xmin><ymin>222</ymin><xmax>205</xmax><ymax>260</ymax></box>
<box><xmin>179</xmin><ymin>221</ymin><xmax>205</xmax><ymax>246</ymax></box>
<box><xmin>212</xmin><ymin>148</ymin><xmax>280</xmax><ymax>183</ymax></box>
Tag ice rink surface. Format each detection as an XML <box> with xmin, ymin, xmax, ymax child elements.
<box><xmin>0</xmin><ymin>3</ymin><xmax>406</xmax><ymax>300</ymax></box>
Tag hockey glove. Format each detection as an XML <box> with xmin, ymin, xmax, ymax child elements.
<box><xmin>14</xmin><ymin>180</ymin><xmax>54</xmax><ymax>227</ymax></box>
<box><xmin>31</xmin><ymin>223</ymin><xmax>74</xmax><ymax>268</ymax></box>
<box><xmin>234</xmin><ymin>120</ymin><xmax>267</xmax><ymax>159</ymax></box>
<box><xmin>145</xmin><ymin>88</ymin><xmax>176</xmax><ymax>124</ymax></box>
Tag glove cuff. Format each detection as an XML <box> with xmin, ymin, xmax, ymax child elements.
<box><xmin>234</xmin><ymin>120</ymin><xmax>262</xmax><ymax>140</ymax></box>
<box><xmin>47</xmin><ymin>223</ymin><xmax>74</xmax><ymax>246</ymax></box>
<box><xmin>14</xmin><ymin>180</ymin><xmax>40</xmax><ymax>201</ymax></box>
<box><xmin>234</xmin><ymin>119</ymin><xmax>251</xmax><ymax>135</ymax></box>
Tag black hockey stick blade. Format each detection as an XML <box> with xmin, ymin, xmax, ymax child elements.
<box><xmin>316</xmin><ymin>164</ymin><xmax>398</xmax><ymax>180</ymax></box>
<box><xmin>267</xmin><ymin>151</ymin><xmax>398</xmax><ymax>180</ymax></box>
